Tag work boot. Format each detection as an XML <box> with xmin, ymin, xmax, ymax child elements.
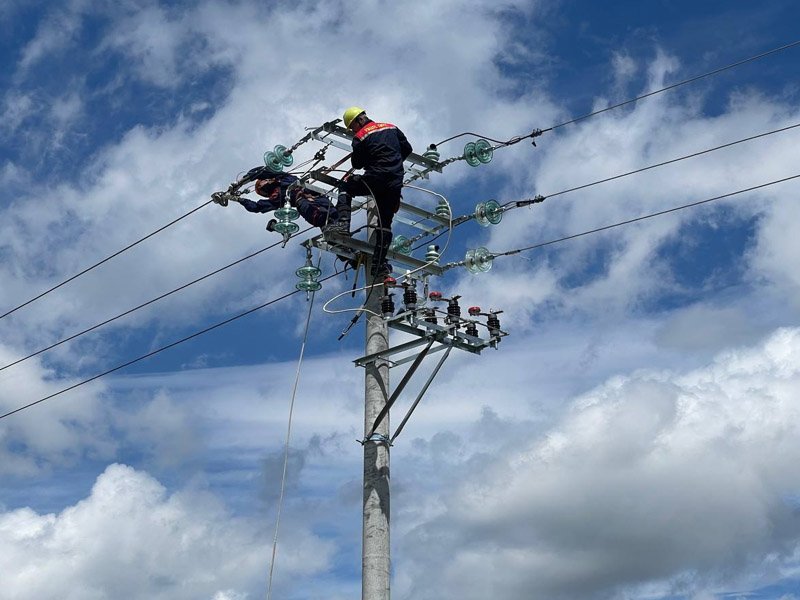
<box><xmin>322</xmin><ymin>221</ymin><xmax>349</xmax><ymax>242</ymax></box>
<box><xmin>332</xmin><ymin>191</ymin><xmax>352</xmax><ymax>233</ymax></box>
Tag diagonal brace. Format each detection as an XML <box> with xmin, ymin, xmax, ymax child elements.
<box><xmin>389</xmin><ymin>345</ymin><xmax>453</xmax><ymax>444</ymax></box>
<box><xmin>363</xmin><ymin>338</ymin><xmax>435</xmax><ymax>441</ymax></box>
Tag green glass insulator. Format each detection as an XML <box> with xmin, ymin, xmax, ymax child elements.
<box><xmin>465</xmin><ymin>249</ymin><xmax>479</xmax><ymax>274</ymax></box>
<box><xmin>435</xmin><ymin>199</ymin><xmax>451</xmax><ymax>218</ymax></box>
<box><xmin>425</xmin><ymin>244</ymin><xmax>440</xmax><ymax>264</ymax></box>
<box><xmin>474</xmin><ymin>247</ymin><xmax>493</xmax><ymax>272</ymax></box>
<box><xmin>484</xmin><ymin>199</ymin><xmax>503</xmax><ymax>225</ymax></box>
<box><xmin>475</xmin><ymin>139</ymin><xmax>493</xmax><ymax>164</ymax></box>
<box><xmin>390</xmin><ymin>235</ymin><xmax>412</xmax><ymax>255</ymax></box>
<box><xmin>264</xmin><ymin>151</ymin><xmax>284</xmax><ymax>172</ymax></box>
<box><xmin>475</xmin><ymin>201</ymin><xmax>490</xmax><ymax>227</ymax></box>
<box><xmin>465</xmin><ymin>247</ymin><xmax>493</xmax><ymax>274</ymax></box>
<box><xmin>296</xmin><ymin>264</ymin><xmax>322</xmax><ymax>280</ymax></box>
<box><xmin>296</xmin><ymin>279</ymin><xmax>322</xmax><ymax>292</ymax></box>
<box><xmin>423</xmin><ymin>148</ymin><xmax>440</xmax><ymax>162</ymax></box>
<box><xmin>463</xmin><ymin>142</ymin><xmax>480</xmax><ymax>167</ymax></box>
<box><xmin>274</xmin><ymin>220</ymin><xmax>300</xmax><ymax>235</ymax></box>
<box><xmin>475</xmin><ymin>199</ymin><xmax>503</xmax><ymax>227</ymax></box>
<box><xmin>275</xmin><ymin>205</ymin><xmax>299</xmax><ymax>222</ymax></box>
<box><xmin>274</xmin><ymin>144</ymin><xmax>294</xmax><ymax>167</ymax></box>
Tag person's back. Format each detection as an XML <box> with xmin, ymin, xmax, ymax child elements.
<box><xmin>351</xmin><ymin>120</ymin><xmax>412</xmax><ymax>186</ymax></box>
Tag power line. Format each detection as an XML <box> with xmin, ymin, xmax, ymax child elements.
<box><xmin>0</xmin><ymin>270</ymin><xmax>342</xmax><ymax>421</ymax></box>
<box><xmin>547</xmin><ymin>39</ymin><xmax>800</xmax><ymax>131</ymax></box>
<box><xmin>0</xmin><ymin>200</ymin><xmax>213</xmax><ymax>321</ymax></box>
<box><xmin>510</xmin><ymin>121</ymin><xmax>800</xmax><ymax>205</ymax></box>
<box><xmin>496</xmin><ymin>174</ymin><xmax>800</xmax><ymax>258</ymax></box>
<box><xmin>432</xmin><ymin>39</ymin><xmax>800</xmax><ymax>148</ymax></box>
<box><xmin>0</xmin><ymin>227</ymin><xmax>313</xmax><ymax>372</ymax></box>
<box><xmin>416</xmin><ymin>121</ymin><xmax>800</xmax><ymax>251</ymax></box>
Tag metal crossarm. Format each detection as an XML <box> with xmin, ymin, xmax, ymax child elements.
<box><xmin>307</xmin><ymin>232</ymin><xmax>445</xmax><ymax>277</ymax></box>
<box><xmin>353</xmin><ymin>333</ymin><xmax>448</xmax><ymax>368</ymax></box>
<box><xmin>388</xmin><ymin>316</ymin><xmax>500</xmax><ymax>354</ymax></box>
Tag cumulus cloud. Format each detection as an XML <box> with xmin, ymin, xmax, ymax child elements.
<box><xmin>2</xmin><ymin>1</ymin><xmax>800</xmax><ymax>599</ymax></box>
<box><xmin>0</xmin><ymin>343</ymin><xmax>113</xmax><ymax>477</ymax></box>
<box><xmin>397</xmin><ymin>327</ymin><xmax>800</xmax><ymax>599</ymax></box>
<box><xmin>0</xmin><ymin>463</ymin><xmax>333</xmax><ymax>599</ymax></box>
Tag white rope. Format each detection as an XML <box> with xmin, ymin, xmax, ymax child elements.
<box><xmin>266</xmin><ymin>286</ymin><xmax>317</xmax><ymax>600</ymax></box>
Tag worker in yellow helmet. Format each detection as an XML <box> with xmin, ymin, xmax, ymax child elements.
<box><xmin>331</xmin><ymin>106</ymin><xmax>412</xmax><ymax>279</ymax></box>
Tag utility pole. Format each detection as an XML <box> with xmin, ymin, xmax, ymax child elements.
<box><xmin>293</xmin><ymin>121</ymin><xmax>508</xmax><ymax>599</ymax></box>
<box><xmin>362</xmin><ymin>216</ymin><xmax>391</xmax><ymax>600</ymax></box>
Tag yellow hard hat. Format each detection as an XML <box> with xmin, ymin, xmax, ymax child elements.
<box><xmin>343</xmin><ymin>106</ymin><xmax>365</xmax><ymax>128</ymax></box>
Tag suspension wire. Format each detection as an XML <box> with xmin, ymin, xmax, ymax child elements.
<box><xmin>0</xmin><ymin>200</ymin><xmax>213</xmax><ymax>322</ymax></box>
<box><xmin>433</xmin><ymin>38</ymin><xmax>800</xmax><ymax>146</ymax></box>
<box><xmin>0</xmin><ymin>271</ymin><xmax>344</xmax><ymax>421</ymax></box>
<box><xmin>507</xmin><ymin>121</ymin><xmax>800</xmax><ymax>207</ymax></box>
<box><xmin>547</xmin><ymin>39</ymin><xmax>800</xmax><ymax>131</ymax></box>
<box><xmin>0</xmin><ymin>226</ymin><xmax>314</xmax><ymax>372</ymax></box>
<box><xmin>4</xmin><ymin>171</ymin><xmax>790</xmax><ymax>422</ymax></box>
<box><xmin>10</xmin><ymin>37</ymin><xmax>795</xmax><ymax>324</ymax></box>
<box><xmin>495</xmin><ymin>174</ymin><xmax>800</xmax><ymax>258</ymax></box>
<box><xmin>412</xmin><ymin>121</ymin><xmax>800</xmax><ymax>253</ymax></box>
<box><xmin>435</xmin><ymin>129</ymin><xmax>539</xmax><ymax>148</ymax></box>
<box><xmin>266</xmin><ymin>273</ymin><xmax>318</xmax><ymax>600</ymax></box>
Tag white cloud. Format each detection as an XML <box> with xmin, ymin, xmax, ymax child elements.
<box><xmin>0</xmin><ymin>463</ymin><xmax>333</xmax><ymax>599</ymax></box>
<box><xmin>0</xmin><ymin>343</ymin><xmax>113</xmax><ymax>477</ymax></box>
<box><xmin>2</xmin><ymin>2</ymin><xmax>800</xmax><ymax>599</ymax></box>
<box><xmin>397</xmin><ymin>327</ymin><xmax>800</xmax><ymax>599</ymax></box>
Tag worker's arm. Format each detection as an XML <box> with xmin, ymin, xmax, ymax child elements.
<box><xmin>351</xmin><ymin>139</ymin><xmax>366</xmax><ymax>170</ymax></box>
<box><xmin>397</xmin><ymin>129</ymin><xmax>412</xmax><ymax>161</ymax></box>
<box><xmin>238</xmin><ymin>197</ymin><xmax>281</xmax><ymax>213</ymax></box>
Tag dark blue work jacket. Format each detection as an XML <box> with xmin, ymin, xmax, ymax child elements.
<box><xmin>351</xmin><ymin>120</ymin><xmax>412</xmax><ymax>188</ymax></box>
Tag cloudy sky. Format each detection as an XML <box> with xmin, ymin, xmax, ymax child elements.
<box><xmin>1</xmin><ymin>0</ymin><xmax>800</xmax><ymax>598</ymax></box>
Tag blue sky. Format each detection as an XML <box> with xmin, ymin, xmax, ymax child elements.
<box><xmin>2</xmin><ymin>1</ymin><xmax>800</xmax><ymax>599</ymax></box>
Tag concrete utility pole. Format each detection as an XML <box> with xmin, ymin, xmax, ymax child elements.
<box><xmin>362</xmin><ymin>217</ymin><xmax>391</xmax><ymax>600</ymax></box>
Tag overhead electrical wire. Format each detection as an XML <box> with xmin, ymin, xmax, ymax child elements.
<box><xmin>433</xmin><ymin>38</ymin><xmax>800</xmax><ymax>146</ymax></box>
<box><xmin>6</xmin><ymin>39</ymin><xmax>798</xmax><ymax>326</ymax></box>
<box><xmin>6</xmin><ymin>39</ymin><xmax>795</xmax><ymax>327</ymax></box>
<box><xmin>0</xmin><ymin>271</ymin><xmax>343</xmax><ymax>421</ymax></box>
<box><xmin>0</xmin><ymin>226</ymin><xmax>314</xmax><ymax>372</ymax></box>
<box><xmin>0</xmin><ymin>200</ymin><xmax>213</xmax><ymax>321</ymax></box>
<box><xmin>547</xmin><ymin>39</ymin><xmax>800</xmax><ymax>131</ymax></box>
<box><xmin>493</xmin><ymin>174</ymin><xmax>800</xmax><ymax>259</ymax></box>
<box><xmin>4</xmin><ymin>39</ymin><xmax>799</xmax><ymax>419</ymax></box>
<box><xmin>5</xmin><ymin>174</ymin><xmax>797</xmax><ymax>421</ymax></box>
<box><xmin>413</xmin><ymin>121</ymin><xmax>800</xmax><ymax>251</ymax></box>
<box><xmin>505</xmin><ymin>122</ymin><xmax>800</xmax><ymax>206</ymax></box>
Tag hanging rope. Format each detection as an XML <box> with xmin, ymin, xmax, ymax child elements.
<box><xmin>266</xmin><ymin>283</ymin><xmax>318</xmax><ymax>600</ymax></box>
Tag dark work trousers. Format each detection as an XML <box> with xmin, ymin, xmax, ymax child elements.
<box><xmin>340</xmin><ymin>175</ymin><xmax>401</xmax><ymax>272</ymax></box>
<box><xmin>294</xmin><ymin>193</ymin><xmax>338</xmax><ymax>228</ymax></box>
